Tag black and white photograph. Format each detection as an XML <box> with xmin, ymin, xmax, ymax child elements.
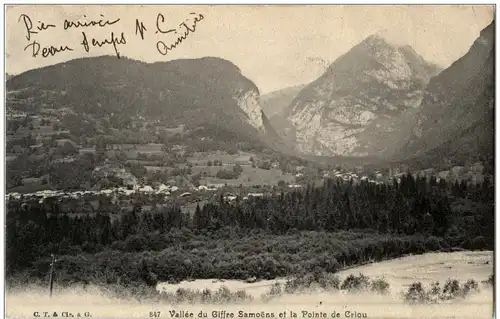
<box><xmin>3</xmin><ymin>4</ymin><xmax>495</xmax><ymax>319</ymax></box>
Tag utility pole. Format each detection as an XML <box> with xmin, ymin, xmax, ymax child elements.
<box><xmin>48</xmin><ymin>254</ymin><xmax>57</xmax><ymax>298</ymax></box>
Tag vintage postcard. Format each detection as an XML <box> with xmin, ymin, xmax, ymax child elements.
<box><xmin>4</xmin><ymin>4</ymin><xmax>495</xmax><ymax>319</ymax></box>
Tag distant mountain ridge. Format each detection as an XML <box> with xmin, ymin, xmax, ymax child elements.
<box><xmin>259</xmin><ymin>84</ymin><xmax>306</xmax><ymax>152</ymax></box>
<box><xmin>282</xmin><ymin>34</ymin><xmax>441</xmax><ymax>158</ymax></box>
<box><xmin>6</xmin><ymin>56</ymin><xmax>286</xmax><ymax>151</ymax></box>
<box><xmin>261</xmin><ymin>84</ymin><xmax>306</xmax><ymax>118</ymax></box>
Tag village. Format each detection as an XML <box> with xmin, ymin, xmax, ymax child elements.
<box><xmin>6</xmin><ymin>108</ymin><xmax>490</xmax><ymax>217</ymax></box>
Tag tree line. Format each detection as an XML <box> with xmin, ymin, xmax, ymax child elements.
<box><xmin>6</xmin><ymin>172</ymin><xmax>494</xmax><ymax>285</ymax></box>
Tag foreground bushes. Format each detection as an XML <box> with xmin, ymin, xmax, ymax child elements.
<box><xmin>402</xmin><ymin>278</ymin><xmax>486</xmax><ymax>304</ymax></box>
<box><xmin>5</xmin><ymin>280</ymin><xmax>254</xmax><ymax>305</ymax></box>
<box><xmin>157</xmin><ymin>287</ymin><xmax>253</xmax><ymax>304</ymax></box>
<box><xmin>261</xmin><ymin>273</ymin><xmax>390</xmax><ymax>302</ymax></box>
<box><xmin>7</xmin><ymin>272</ymin><xmax>491</xmax><ymax>306</ymax></box>
<box><xmin>261</xmin><ymin>273</ymin><xmax>490</xmax><ymax>304</ymax></box>
<box><xmin>482</xmin><ymin>274</ymin><xmax>494</xmax><ymax>286</ymax></box>
<box><xmin>370</xmin><ymin>278</ymin><xmax>391</xmax><ymax>295</ymax></box>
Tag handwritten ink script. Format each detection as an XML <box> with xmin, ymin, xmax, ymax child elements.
<box><xmin>18</xmin><ymin>12</ymin><xmax>204</xmax><ymax>59</ymax></box>
<box><xmin>153</xmin><ymin>13</ymin><xmax>204</xmax><ymax>55</ymax></box>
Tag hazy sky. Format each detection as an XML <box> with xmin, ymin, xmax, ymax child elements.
<box><xmin>5</xmin><ymin>5</ymin><xmax>494</xmax><ymax>93</ymax></box>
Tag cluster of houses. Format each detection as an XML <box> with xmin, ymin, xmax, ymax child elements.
<box><xmin>5</xmin><ymin>180</ymin><xmax>270</xmax><ymax>204</ymax></box>
<box><xmin>8</xmin><ymin>165</ymin><xmax>483</xmax><ymax>207</ymax></box>
<box><xmin>221</xmin><ymin>192</ymin><xmax>265</xmax><ymax>202</ymax></box>
<box><xmin>5</xmin><ymin>184</ymin><xmax>180</xmax><ymax>203</ymax></box>
<box><xmin>317</xmin><ymin>169</ymin><xmax>384</xmax><ymax>185</ymax></box>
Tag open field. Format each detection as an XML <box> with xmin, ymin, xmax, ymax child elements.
<box><xmin>201</xmin><ymin>166</ymin><xmax>296</xmax><ymax>186</ymax></box>
<box><xmin>156</xmin><ymin>251</ymin><xmax>493</xmax><ymax>298</ymax></box>
<box><xmin>6</xmin><ymin>251</ymin><xmax>493</xmax><ymax>319</ymax></box>
<box><xmin>334</xmin><ymin>251</ymin><xmax>493</xmax><ymax>290</ymax></box>
<box><xmin>80</xmin><ymin>144</ymin><xmax>167</xmax><ymax>159</ymax></box>
<box><xmin>188</xmin><ymin>151</ymin><xmax>256</xmax><ymax>165</ymax></box>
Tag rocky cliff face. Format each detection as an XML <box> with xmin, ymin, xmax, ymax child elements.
<box><xmin>285</xmin><ymin>35</ymin><xmax>441</xmax><ymax>158</ymax></box>
<box><xmin>402</xmin><ymin>20</ymin><xmax>494</xmax><ymax>161</ymax></box>
<box><xmin>235</xmin><ymin>90</ymin><xmax>264</xmax><ymax>131</ymax></box>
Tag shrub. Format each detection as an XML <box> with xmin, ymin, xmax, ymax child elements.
<box><xmin>201</xmin><ymin>288</ymin><xmax>212</xmax><ymax>303</ymax></box>
<box><xmin>317</xmin><ymin>273</ymin><xmax>341</xmax><ymax>291</ymax></box>
<box><xmin>462</xmin><ymin>279</ymin><xmax>479</xmax><ymax>296</ymax></box>
<box><xmin>441</xmin><ymin>279</ymin><xmax>461</xmax><ymax>300</ymax></box>
<box><xmin>261</xmin><ymin>283</ymin><xmax>283</xmax><ymax>302</ymax></box>
<box><xmin>215</xmin><ymin>286</ymin><xmax>233</xmax><ymax>303</ymax></box>
<box><xmin>158</xmin><ymin>286</ymin><xmax>253</xmax><ymax>304</ymax></box>
<box><xmin>284</xmin><ymin>277</ymin><xmax>300</xmax><ymax>294</ymax></box>
<box><xmin>403</xmin><ymin>282</ymin><xmax>427</xmax><ymax>304</ymax></box>
<box><xmin>216</xmin><ymin>169</ymin><xmax>238</xmax><ymax>180</ymax></box>
<box><xmin>285</xmin><ymin>274</ymin><xmax>314</xmax><ymax>292</ymax></box>
<box><xmin>371</xmin><ymin>278</ymin><xmax>390</xmax><ymax>295</ymax></box>
<box><xmin>482</xmin><ymin>274</ymin><xmax>494</xmax><ymax>287</ymax></box>
<box><xmin>268</xmin><ymin>282</ymin><xmax>283</xmax><ymax>296</ymax></box>
<box><xmin>234</xmin><ymin>289</ymin><xmax>253</xmax><ymax>303</ymax></box>
<box><xmin>402</xmin><ymin>278</ymin><xmax>483</xmax><ymax>304</ymax></box>
<box><xmin>426</xmin><ymin>281</ymin><xmax>441</xmax><ymax>303</ymax></box>
<box><xmin>175</xmin><ymin>288</ymin><xmax>189</xmax><ymax>303</ymax></box>
<box><xmin>341</xmin><ymin>274</ymin><xmax>370</xmax><ymax>293</ymax></box>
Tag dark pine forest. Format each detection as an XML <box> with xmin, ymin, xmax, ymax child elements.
<box><xmin>6</xmin><ymin>173</ymin><xmax>494</xmax><ymax>288</ymax></box>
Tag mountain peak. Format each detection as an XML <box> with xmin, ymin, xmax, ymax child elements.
<box><xmin>399</xmin><ymin>44</ymin><xmax>417</xmax><ymax>54</ymax></box>
<box><xmin>360</xmin><ymin>33</ymin><xmax>428</xmax><ymax>59</ymax></box>
<box><xmin>323</xmin><ymin>32</ymin><xmax>439</xmax><ymax>83</ymax></box>
<box><xmin>283</xmin><ymin>30</ymin><xmax>441</xmax><ymax>158</ymax></box>
<box><xmin>361</xmin><ymin>33</ymin><xmax>396</xmax><ymax>48</ymax></box>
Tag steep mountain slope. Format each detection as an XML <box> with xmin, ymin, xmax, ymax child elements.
<box><xmin>6</xmin><ymin>56</ymin><xmax>281</xmax><ymax>149</ymax></box>
<box><xmin>284</xmin><ymin>35</ymin><xmax>441</xmax><ymax>158</ymax></box>
<box><xmin>268</xmin><ymin>113</ymin><xmax>298</xmax><ymax>152</ymax></box>
<box><xmin>402</xmin><ymin>20</ymin><xmax>495</xmax><ymax>165</ymax></box>
<box><xmin>402</xmin><ymin>108</ymin><xmax>494</xmax><ymax>172</ymax></box>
